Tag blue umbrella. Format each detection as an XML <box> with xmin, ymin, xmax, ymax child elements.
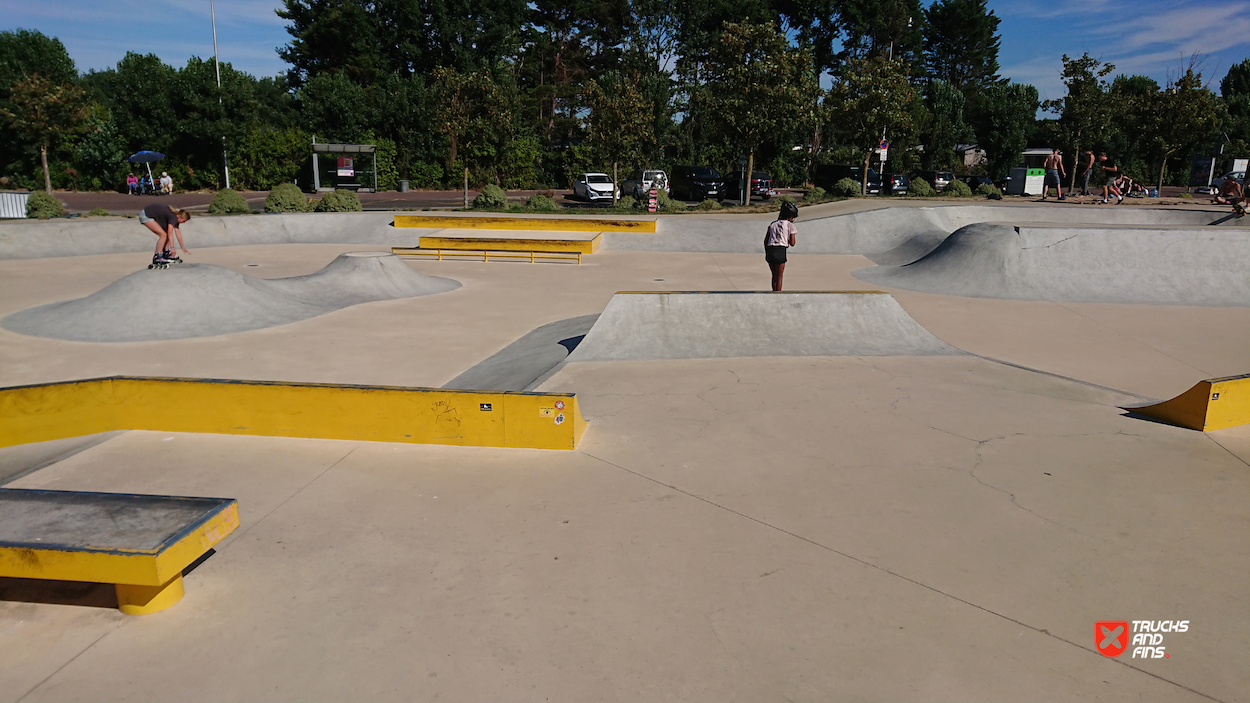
<box><xmin>127</xmin><ymin>151</ymin><xmax>165</xmax><ymax>183</ymax></box>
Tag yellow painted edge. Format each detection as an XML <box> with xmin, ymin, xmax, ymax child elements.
<box><xmin>418</xmin><ymin>235</ymin><xmax>599</xmax><ymax>254</ymax></box>
<box><xmin>0</xmin><ymin>377</ymin><xmax>586</xmax><ymax>451</ymax></box>
<box><xmin>0</xmin><ymin>544</ymin><xmax>160</xmax><ymax>584</ymax></box>
<box><xmin>395</xmin><ymin>215</ymin><xmax>654</xmax><ymax>232</ymax></box>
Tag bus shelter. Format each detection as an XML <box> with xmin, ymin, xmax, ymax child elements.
<box><xmin>312</xmin><ymin>139</ymin><xmax>377</xmax><ymax>192</ymax></box>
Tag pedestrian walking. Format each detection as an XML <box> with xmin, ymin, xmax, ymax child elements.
<box><xmin>138</xmin><ymin>202</ymin><xmax>191</xmax><ymax>268</ymax></box>
<box><xmin>765</xmin><ymin>200</ymin><xmax>799</xmax><ymax>291</ymax></box>
<box><xmin>1099</xmin><ymin>153</ymin><xmax>1124</xmax><ymax>204</ymax></box>
<box><xmin>1042</xmin><ymin>148</ymin><xmax>1065</xmax><ymax>200</ymax></box>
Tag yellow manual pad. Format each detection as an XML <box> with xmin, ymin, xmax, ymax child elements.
<box><xmin>0</xmin><ymin>377</ymin><xmax>587</xmax><ymax>451</ymax></box>
<box><xmin>0</xmin><ymin>489</ymin><xmax>238</xmax><ymax>615</ymax></box>
<box><xmin>1125</xmin><ymin>373</ymin><xmax>1250</xmax><ymax>431</ymax></box>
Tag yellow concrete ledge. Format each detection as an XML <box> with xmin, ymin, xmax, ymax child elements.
<box><xmin>1125</xmin><ymin>373</ymin><xmax>1250</xmax><ymax>431</ymax></box>
<box><xmin>0</xmin><ymin>377</ymin><xmax>588</xmax><ymax>451</ymax></box>
<box><xmin>418</xmin><ymin>233</ymin><xmax>600</xmax><ymax>254</ymax></box>
<box><xmin>395</xmin><ymin>215</ymin><xmax>655</xmax><ymax>232</ymax></box>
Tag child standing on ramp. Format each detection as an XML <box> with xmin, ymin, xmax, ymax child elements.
<box><xmin>765</xmin><ymin>200</ymin><xmax>799</xmax><ymax>291</ymax></box>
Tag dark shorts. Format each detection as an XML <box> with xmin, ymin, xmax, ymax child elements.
<box><xmin>765</xmin><ymin>245</ymin><xmax>787</xmax><ymax>265</ymax></box>
<box><xmin>1045</xmin><ymin>168</ymin><xmax>1060</xmax><ymax>185</ymax></box>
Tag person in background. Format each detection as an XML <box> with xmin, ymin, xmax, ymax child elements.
<box><xmin>764</xmin><ymin>200</ymin><xmax>799</xmax><ymax>291</ymax></box>
<box><xmin>159</xmin><ymin>171</ymin><xmax>174</xmax><ymax>194</ymax></box>
<box><xmin>126</xmin><ymin>172</ymin><xmax>138</xmax><ymax>195</ymax></box>
<box><xmin>1041</xmin><ymin>147</ymin><xmax>1066</xmax><ymax>201</ymax></box>
<box><xmin>1076</xmin><ymin>149</ymin><xmax>1095</xmax><ymax>196</ymax></box>
<box><xmin>1099</xmin><ymin>153</ymin><xmax>1123</xmax><ymax>204</ymax></box>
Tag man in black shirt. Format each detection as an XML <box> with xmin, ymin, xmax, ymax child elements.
<box><xmin>1099</xmin><ymin>153</ymin><xmax>1123</xmax><ymax>204</ymax></box>
<box><xmin>138</xmin><ymin>202</ymin><xmax>191</xmax><ymax>264</ymax></box>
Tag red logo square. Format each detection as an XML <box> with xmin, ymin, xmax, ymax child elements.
<box><xmin>1096</xmin><ymin>621</ymin><xmax>1129</xmax><ymax>657</ymax></box>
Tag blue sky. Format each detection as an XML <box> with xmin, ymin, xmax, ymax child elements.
<box><xmin>4</xmin><ymin>0</ymin><xmax>1249</xmax><ymax>101</ymax></box>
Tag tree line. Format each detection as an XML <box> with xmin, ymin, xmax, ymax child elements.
<box><xmin>2</xmin><ymin>0</ymin><xmax>1248</xmax><ymax>195</ymax></box>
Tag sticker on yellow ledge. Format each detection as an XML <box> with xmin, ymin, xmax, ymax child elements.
<box><xmin>539</xmin><ymin>407</ymin><xmax>554</xmax><ymax>418</ymax></box>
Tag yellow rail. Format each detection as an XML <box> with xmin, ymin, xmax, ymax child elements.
<box><xmin>392</xmin><ymin>247</ymin><xmax>582</xmax><ymax>264</ymax></box>
<box><xmin>0</xmin><ymin>376</ymin><xmax>588</xmax><ymax>451</ymax></box>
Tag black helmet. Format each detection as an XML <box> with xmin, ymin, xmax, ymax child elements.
<box><xmin>780</xmin><ymin>200</ymin><xmax>799</xmax><ymax>220</ymax></box>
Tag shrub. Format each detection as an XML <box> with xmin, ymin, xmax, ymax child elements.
<box><xmin>831</xmin><ymin>177</ymin><xmax>861</xmax><ymax>198</ymax></box>
<box><xmin>408</xmin><ymin>162</ymin><xmax>443</xmax><ymax>189</ymax></box>
<box><xmin>87</xmin><ymin>207</ymin><xmax>110</xmax><ymax>217</ymax></box>
<box><xmin>208</xmin><ymin>188</ymin><xmax>250</xmax><ymax>214</ymax></box>
<box><xmin>806</xmin><ymin>186</ymin><xmax>828</xmax><ymax>201</ymax></box>
<box><xmin>943</xmin><ymin>180</ymin><xmax>973</xmax><ymax>197</ymax></box>
<box><xmin>265</xmin><ymin>183</ymin><xmax>308</xmax><ymax>213</ymax></box>
<box><xmin>1178</xmin><ymin>192</ymin><xmax>1192</xmax><ymax>199</ymax></box>
<box><xmin>525</xmin><ymin>193</ymin><xmax>560</xmax><ymax>211</ymax></box>
<box><xmin>976</xmin><ymin>183</ymin><xmax>1001</xmax><ymax>197</ymax></box>
<box><xmin>615</xmin><ymin>195</ymin><xmax>638</xmax><ymax>210</ymax></box>
<box><xmin>909</xmin><ymin>178</ymin><xmax>935</xmax><ymax>197</ymax></box>
<box><xmin>472</xmin><ymin>184</ymin><xmax>508</xmax><ymax>208</ymax></box>
<box><xmin>26</xmin><ymin>191</ymin><xmax>64</xmax><ymax>219</ymax></box>
<box><xmin>656</xmin><ymin>189</ymin><xmax>684</xmax><ymax>212</ymax></box>
<box><xmin>314</xmin><ymin>189</ymin><xmax>363</xmax><ymax>212</ymax></box>
<box><xmin>698</xmin><ymin>199</ymin><xmax>723</xmax><ymax>210</ymax></box>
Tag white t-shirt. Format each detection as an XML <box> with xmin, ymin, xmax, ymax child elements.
<box><xmin>764</xmin><ymin>219</ymin><xmax>797</xmax><ymax>247</ymax></box>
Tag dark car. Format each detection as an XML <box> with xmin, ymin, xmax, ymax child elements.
<box><xmin>724</xmin><ymin>171</ymin><xmax>775</xmax><ymax>200</ymax></box>
<box><xmin>883</xmin><ymin>172</ymin><xmax>910</xmax><ymax>195</ymax></box>
<box><xmin>963</xmin><ymin>175</ymin><xmax>994</xmax><ymax>191</ymax></box>
<box><xmin>670</xmin><ymin>165</ymin><xmax>727</xmax><ymax>201</ymax></box>
<box><xmin>814</xmin><ymin>164</ymin><xmax>883</xmax><ymax>195</ymax></box>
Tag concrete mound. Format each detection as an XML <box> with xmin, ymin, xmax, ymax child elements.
<box><xmin>855</xmin><ymin>224</ymin><xmax>1250</xmax><ymax>307</ymax></box>
<box><xmin>2</xmin><ymin>252</ymin><xmax>459</xmax><ymax>342</ymax></box>
<box><xmin>566</xmin><ymin>291</ymin><xmax>961</xmax><ymax>362</ymax></box>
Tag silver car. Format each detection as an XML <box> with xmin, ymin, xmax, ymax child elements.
<box><xmin>620</xmin><ymin>170</ymin><xmax>669</xmax><ymax>199</ymax></box>
<box><xmin>572</xmin><ymin>173</ymin><xmax>619</xmax><ymax>202</ymax></box>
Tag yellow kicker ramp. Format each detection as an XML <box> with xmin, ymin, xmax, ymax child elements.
<box><xmin>1125</xmin><ymin>373</ymin><xmax>1250</xmax><ymax>431</ymax></box>
<box><xmin>0</xmin><ymin>489</ymin><xmax>238</xmax><ymax>615</ymax></box>
<box><xmin>0</xmin><ymin>376</ymin><xmax>587</xmax><ymax>451</ymax></box>
<box><xmin>394</xmin><ymin>214</ymin><xmax>655</xmax><ymax>233</ymax></box>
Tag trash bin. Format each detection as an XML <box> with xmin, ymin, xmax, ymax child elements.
<box><xmin>398</xmin><ymin>180</ymin><xmax>409</xmax><ymax>193</ymax></box>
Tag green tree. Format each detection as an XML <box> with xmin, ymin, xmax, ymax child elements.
<box><xmin>969</xmin><ymin>82</ymin><xmax>1038</xmax><ymax>179</ymax></box>
<box><xmin>826</xmin><ymin>55</ymin><xmax>916</xmax><ymax>194</ymax></box>
<box><xmin>922</xmin><ymin>0</ymin><xmax>1002</xmax><ymax>94</ymax></box>
<box><xmin>429</xmin><ymin>67</ymin><xmax>509</xmax><ymax>203</ymax></box>
<box><xmin>1142</xmin><ymin>66</ymin><xmax>1220</xmax><ymax>189</ymax></box>
<box><xmin>834</xmin><ymin>0</ymin><xmax>925</xmax><ymax>72</ymax></box>
<box><xmin>584</xmin><ymin>71</ymin><xmax>656</xmax><ymax>204</ymax></box>
<box><xmin>2</xmin><ymin>74</ymin><xmax>89</xmax><ymax>192</ymax></box>
<box><xmin>922</xmin><ymin>80</ymin><xmax>971</xmax><ymax>169</ymax></box>
<box><xmin>73</xmin><ymin>108</ymin><xmax>127</xmax><ymax>190</ymax></box>
<box><xmin>297</xmin><ymin>71</ymin><xmax>376</xmax><ymax>143</ymax></box>
<box><xmin>699</xmin><ymin>21</ymin><xmax>819</xmax><ymax>204</ymax></box>
<box><xmin>1041</xmin><ymin>53</ymin><xmax>1117</xmax><ymax>192</ymax></box>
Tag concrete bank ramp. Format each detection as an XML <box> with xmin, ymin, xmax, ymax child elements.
<box><xmin>855</xmin><ymin>223</ymin><xmax>1250</xmax><ymax>307</ymax></box>
<box><xmin>2</xmin><ymin>252</ymin><xmax>459</xmax><ymax>342</ymax></box>
<box><xmin>566</xmin><ymin>291</ymin><xmax>961</xmax><ymax>361</ymax></box>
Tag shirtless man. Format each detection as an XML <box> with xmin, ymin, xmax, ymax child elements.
<box><xmin>1076</xmin><ymin>149</ymin><xmax>1095</xmax><ymax>196</ymax></box>
<box><xmin>1212</xmin><ymin>178</ymin><xmax>1244</xmax><ymax>214</ymax></box>
<box><xmin>1042</xmin><ymin>147</ymin><xmax>1065</xmax><ymax>201</ymax></box>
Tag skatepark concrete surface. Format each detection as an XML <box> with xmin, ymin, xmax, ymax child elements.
<box><xmin>1</xmin><ymin>251</ymin><xmax>458</xmax><ymax>342</ymax></box>
<box><xmin>1</xmin><ymin>200</ymin><xmax>1248</xmax><ymax>702</ymax></box>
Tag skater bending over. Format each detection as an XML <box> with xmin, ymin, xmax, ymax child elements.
<box><xmin>139</xmin><ymin>203</ymin><xmax>191</xmax><ymax>266</ymax></box>
<box><xmin>765</xmin><ymin>200</ymin><xmax>799</xmax><ymax>291</ymax></box>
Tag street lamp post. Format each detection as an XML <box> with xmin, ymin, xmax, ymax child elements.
<box><xmin>210</xmin><ymin>0</ymin><xmax>230</xmax><ymax>189</ymax></box>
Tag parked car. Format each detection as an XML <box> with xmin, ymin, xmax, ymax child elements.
<box><xmin>670</xmin><ymin>165</ymin><xmax>726</xmax><ymax>201</ymax></box>
<box><xmin>911</xmin><ymin>170</ymin><xmax>954</xmax><ymax>190</ymax></box>
<box><xmin>724</xmin><ymin>171</ymin><xmax>776</xmax><ymax>200</ymax></box>
<box><xmin>620</xmin><ymin>169</ymin><xmax>669</xmax><ymax>199</ymax></box>
<box><xmin>963</xmin><ymin>175</ymin><xmax>994</xmax><ymax>191</ymax></box>
<box><xmin>883</xmin><ymin>172</ymin><xmax>910</xmax><ymax>195</ymax></box>
<box><xmin>572</xmin><ymin>172</ymin><xmax>619</xmax><ymax>202</ymax></box>
<box><xmin>814</xmin><ymin>164</ymin><xmax>883</xmax><ymax>195</ymax></box>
